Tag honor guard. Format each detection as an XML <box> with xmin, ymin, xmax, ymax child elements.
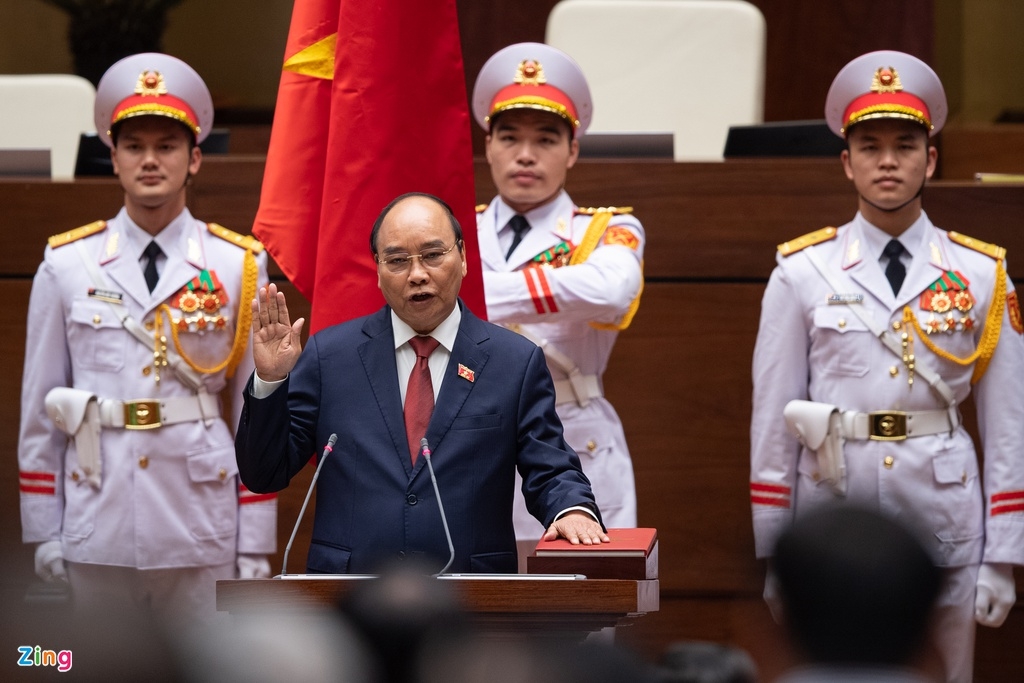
<box><xmin>750</xmin><ymin>51</ymin><xmax>1024</xmax><ymax>682</ymax></box>
<box><xmin>18</xmin><ymin>53</ymin><xmax>276</xmax><ymax>622</ymax></box>
<box><xmin>472</xmin><ymin>43</ymin><xmax>645</xmax><ymax>554</ymax></box>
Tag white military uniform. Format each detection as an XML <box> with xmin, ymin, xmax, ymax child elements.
<box><xmin>479</xmin><ymin>190</ymin><xmax>644</xmax><ymax>537</ymax></box>
<box><xmin>19</xmin><ymin>207</ymin><xmax>276</xmax><ymax>613</ymax></box>
<box><xmin>750</xmin><ymin>212</ymin><xmax>1024</xmax><ymax>680</ymax></box>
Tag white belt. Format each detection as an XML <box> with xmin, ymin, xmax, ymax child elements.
<box><xmin>553</xmin><ymin>374</ymin><xmax>603</xmax><ymax>407</ymax></box>
<box><xmin>840</xmin><ymin>408</ymin><xmax>960</xmax><ymax>441</ymax></box>
<box><xmin>98</xmin><ymin>394</ymin><xmax>220</xmax><ymax>430</ymax></box>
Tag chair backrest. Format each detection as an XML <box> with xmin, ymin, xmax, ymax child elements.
<box><xmin>0</xmin><ymin>74</ymin><xmax>96</xmax><ymax>180</ymax></box>
<box><xmin>546</xmin><ymin>0</ymin><xmax>766</xmax><ymax>161</ymax></box>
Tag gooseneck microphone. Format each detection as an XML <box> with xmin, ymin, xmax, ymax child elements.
<box><xmin>420</xmin><ymin>437</ymin><xmax>455</xmax><ymax>576</ymax></box>
<box><xmin>280</xmin><ymin>433</ymin><xmax>337</xmax><ymax>576</ymax></box>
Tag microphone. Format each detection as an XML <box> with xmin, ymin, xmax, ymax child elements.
<box><xmin>420</xmin><ymin>437</ymin><xmax>455</xmax><ymax>576</ymax></box>
<box><xmin>280</xmin><ymin>433</ymin><xmax>337</xmax><ymax>576</ymax></box>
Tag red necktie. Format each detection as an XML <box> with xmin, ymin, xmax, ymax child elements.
<box><xmin>405</xmin><ymin>336</ymin><xmax>440</xmax><ymax>463</ymax></box>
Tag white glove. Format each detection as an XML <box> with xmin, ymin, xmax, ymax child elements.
<box><xmin>763</xmin><ymin>563</ymin><xmax>784</xmax><ymax>624</ymax></box>
<box><xmin>236</xmin><ymin>554</ymin><xmax>271</xmax><ymax>579</ymax></box>
<box><xmin>975</xmin><ymin>562</ymin><xmax>1016</xmax><ymax>627</ymax></box>
<box><xmin>34</xmin><ymin>541</ymin><xmax>67</xmax><ymax>583</ymax></box>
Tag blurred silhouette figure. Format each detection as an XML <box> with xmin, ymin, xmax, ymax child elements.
<box><xmin>656</xmin><ymin>640</ymin><xmax>758</xmax><ymax>683</ymax></box>
<box><xmin>338</xmin><ymin>559</ymin><xmax>471</xmax><ymax>683</ymax></box>
<box><xmin>772</xmin><ymin>506</ymin><xmax>942</xmax><ymax>682</ymax></box>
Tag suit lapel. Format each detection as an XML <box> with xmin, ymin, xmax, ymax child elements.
<box><xmin>422</xmin><ymin>306</ymin><xmax>491</xmax><ymax>466</ymax></box>
<box><xmin>357</xmin><ymin>309</ymin><xmax>411</xmax><ymax>470</ymax></box>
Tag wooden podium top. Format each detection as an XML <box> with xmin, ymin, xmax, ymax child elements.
<box><xmin>217</xmin><ymin>576</ymin><xmax>659</xmax><ymax>634</ymax></box>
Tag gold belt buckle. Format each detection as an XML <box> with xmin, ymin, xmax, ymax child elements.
<box><xmin>123</xmin><ymin>400</ymin><xmax>162</xmax><ymax>430</ymax></box>
<box><xmin>868</xmin><ymin>411</ymin><xmax>907</xmax><ymax>441</ymax></box>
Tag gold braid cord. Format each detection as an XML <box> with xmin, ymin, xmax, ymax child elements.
<box><xmin>155</xmin><ymin>248</ymin><xmax>259</xmax><ymax>379</ymax></box>
<box><xmin>569</xmin><ymin>210</ymin><xmax>644</xmax><ymax>331</ymax></box>
<box><xmin>902</xmin><ymin>258</ymin><xmax>1007</xmax><ymax>384</ymax></box>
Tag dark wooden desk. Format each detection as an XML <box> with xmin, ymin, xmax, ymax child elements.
<box><xmin>217</xmin><ymin>577</ymin><xmax>659</xmax><ymax>635</ymax></box>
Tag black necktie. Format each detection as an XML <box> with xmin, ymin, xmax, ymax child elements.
<box><xmin>142</xmin><ymin>241</ymin><xmax>163</xmax><ymax>292</ymax></box>
<box><xmin>883</xmin><ymin>239</ymin><xmax>906</xmax><ymax>295</ymax></box>
<box><xmin>505</xmin><ymin>215</ymin><xmax>531</xmax><ymax>260</ymax></box>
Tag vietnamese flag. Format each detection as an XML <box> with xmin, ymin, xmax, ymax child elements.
<box><xmin>254</xmin><ymin>0</ymin><xmax>484</xmax><ymax>333</ymax></box>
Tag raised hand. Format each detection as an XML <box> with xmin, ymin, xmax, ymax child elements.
<box><xmin>251</xmin><ymin>282</ymin><xmax>305</xmax><ymax>382</ymax></box>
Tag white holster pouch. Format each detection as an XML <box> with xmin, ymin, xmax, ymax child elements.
<box><xmin>45</xmin><ymin>388</ymin><xmax>102</xmax><ymax>489</ymax></box>
<box><xmin>783</xmin><ymin>399</ymin><xmax>847</xmax><ymax>496</ymax></box>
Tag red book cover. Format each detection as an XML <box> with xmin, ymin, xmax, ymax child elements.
<box><xmin>533</xmin><ymin>528</ymin><xmax>658</xmax><ymax>557</ymax></box>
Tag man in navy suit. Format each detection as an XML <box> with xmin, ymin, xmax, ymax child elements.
<box><xmin>236</xmin><ymin>193</ymin><xmax>608</xmax><ymax>574</ymax></box>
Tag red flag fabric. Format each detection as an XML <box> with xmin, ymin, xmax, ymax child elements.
<box><xmin>253</xmin><ymin>0</ymin><xmax>484</xmax><ymax>334</ymax></box>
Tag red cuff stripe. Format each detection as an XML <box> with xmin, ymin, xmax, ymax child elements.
<box><xmin>991</xmin><ymin>503</ymin><xmax>1024</xmax><ymax>516</ymax></box>
<box><xmin>751</xmin><ymin>482</ymin><xmax>791</xmax><ymax>495</ymax></box>
<box><xmin>991</xmin><ymin>491</ymin><xmax>1024</xmax><ymax>503</ymax></box>
<box><xmin>240</xmin><ymin>492</ymin><xmax>277</xmax><ymax>504</ymax></box>
<box><xmin>20</xmin><ymin>484</ymin><xmax>56</xmax><ymax>495</ymax></box>
<box><xmin>20</xmin><ymin>471</ymin><xmax>56</xmax><ymax>482</ymax></box>
<box><xmin>523</xmin><ymin>270</ymin><xmax>546</xmax><ymax>314</ymax></box>
<box><xmin>534</xmin><ymin>269</ymin><xmax>559</xmax><ymax>314</ymax></box>
<box><xmin>751</xmin><ymin>495</ymin><xmax>790</xmax><ymax>508</ymax></box>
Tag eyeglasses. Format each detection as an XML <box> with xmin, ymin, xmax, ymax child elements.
<box><xmin>375</xmin><ymin>241</ymin><xmax>461</xmax><ymax>274</ymax></box>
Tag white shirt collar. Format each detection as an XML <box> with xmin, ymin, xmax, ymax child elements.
<box><xmin>390</xmin><ymin>303</ymin><xmax>462</xmax><ymax>352</ymax></box>
<box><xmin>856</xmin><ymin>211</ymin><xmax>929</xmax><ymax>264</ymax></box>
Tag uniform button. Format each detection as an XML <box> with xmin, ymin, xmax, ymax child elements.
<box><xmin>142</xmin><ymin>366</ymin><xmax>152</xmax><ymax>376</ymax></box>
<box><xmin>586</xmin><ymin>440</ymin><xmax>597</xmax><ymax>452</ymax></box>
<box><xmin>92</xmin><ymin>315</ymin><xmax>102</xmax><ymax>324</ymax></box>
<box><xmin>138</xmin><ymin>456</ymin><xmax>149</xmax><ymax>469</ymax></box>
<box><xmin>406</xmin><ymin>494</ymin><xmax>417</xmax><ymax>505</ymax></box>
<box><xmin>961</xmin><ymin>471</ymin><xmax>967</xmax><ymax>484</ymax></box>
<box><xmin>71</xmin><ymin>471</ymin><xmax>80</xmax><ymax>482</ymax></box>
<box><xmin>218</xmin><ymin>468</ymin><xmax>227</xmax><ymax>481</ymax></box>
<box><xmin>892</xmin><ymin>321</ymin><xmax>902</xmax><ymax>331</ymax></box>
<box><xmin>889</xmin><ymin>366</ymin><xmax>899</xmax><ymax>377</ymax></box>
<box><xmin>811</xmin><ymin>472</ymin><xmax>820</xmax><ymax>482</ymax></box>
<box><xmin>837</xmin><ymin>318</ymin><xmax>847</xmax><ymax>329</ymax></box>
<box><xmin>145</xmin><ymin>320</ymin><xmax>155</xmax><ymax>331</ymax></box>
<box><xmin>883</xmin><ymin>455</ymin><xmax>894</xmax><ymax>469</ymax></box>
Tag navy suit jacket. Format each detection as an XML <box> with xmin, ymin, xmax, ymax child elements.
<box><xmin>235</xmin><ymin>302</ymin><xmax>598</xmax><ymax>574</ymax></box>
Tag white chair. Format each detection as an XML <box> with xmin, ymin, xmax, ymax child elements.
<box><xmin>0</xmin><ymin>74</ymin><xmax>96</xmax><ymax>180</ymax></box>
<box><xmin>546</xmin><ymin>0</ymin><xmax>766</xmax><ymax>161</ymax></box>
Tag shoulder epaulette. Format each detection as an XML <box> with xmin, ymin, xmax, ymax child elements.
<box><xmin>575</xmin><ymin>206</ymin><xmax>633</xmax><ymax>216</ymax></box>
<box><xmin>207</xmin><ymin>223</ymin><xmax>264</xmax><ymax>253</ymax></box>
<box><xmin>948</xmin><ymin>231</ymin><xmax>1006</xmax><ymax>260</ymax></box>
<box><xmin>777</xmin><ymin>227</ymin><xmax>838</xmax><ymax>257</ymax></box>
<box><xmin>475</xmin><ymin>204</ymin><xmax>488</xmax><ymax>213</ymax></box>
<box><xmin>48</xmin><ymin>220</ymin><xmax>106</xmax><ymax>249</ymax></box>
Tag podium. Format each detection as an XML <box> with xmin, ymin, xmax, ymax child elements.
<box><xmin>217</xmin><ymin>576</ymin><xmax>659</xmax><ymax>636</ymax></box>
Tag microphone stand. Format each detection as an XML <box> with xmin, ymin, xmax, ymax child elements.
<box><xmin>280</xmin><ymin>433</ymin><xmax>337</xmax><ymax>576</ymax></box>
<box><xmin>420</xmin><ymin>438</ymin><xmax>455</xmax><ymax>576</ymax></box>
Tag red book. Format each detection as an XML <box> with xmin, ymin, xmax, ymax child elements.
<box><xmin>533</xmin><ymin>528</ymin><xmax>657</xmax><ymax>556</ymax></box>
<box><xmin>528</xmin><ymin>528</ymin><xmax>659</xmax><ymax>579</ymax></box>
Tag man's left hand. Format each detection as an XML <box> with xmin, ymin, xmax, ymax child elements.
<box><xmin>543</xmin><ymin>511</ymin><xmax>610</xmax><ymax>545</ymax></box>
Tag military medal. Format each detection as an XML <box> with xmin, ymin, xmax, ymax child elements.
<box><xmin>920</xmin><ymin>270</ymin><xmax>974</xmax><ymax>334</ymax></box>
<box><xmin>532</xmin><ymin>241</ymin><xmax>573</xmax><ymax>268</ymax></box>
<box><xmin>170</xmin><ymin>269</ymin><xmax>230</xmax><ymax>333</ymax></box>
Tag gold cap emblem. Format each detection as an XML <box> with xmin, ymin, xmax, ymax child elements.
<box><xmin>135</xmin><ymin>70</ymin><xmax>168</xmax><ymax>97</ymax></box>
<box><xmin>871</xmin><ymin>67</ymin><xmax>903</xmax><ymax>94</ymax></box>
<box><xmin>514</xmin><ymin>59</ymin><xmax>546</xmax><ymax>86</ymax></box>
